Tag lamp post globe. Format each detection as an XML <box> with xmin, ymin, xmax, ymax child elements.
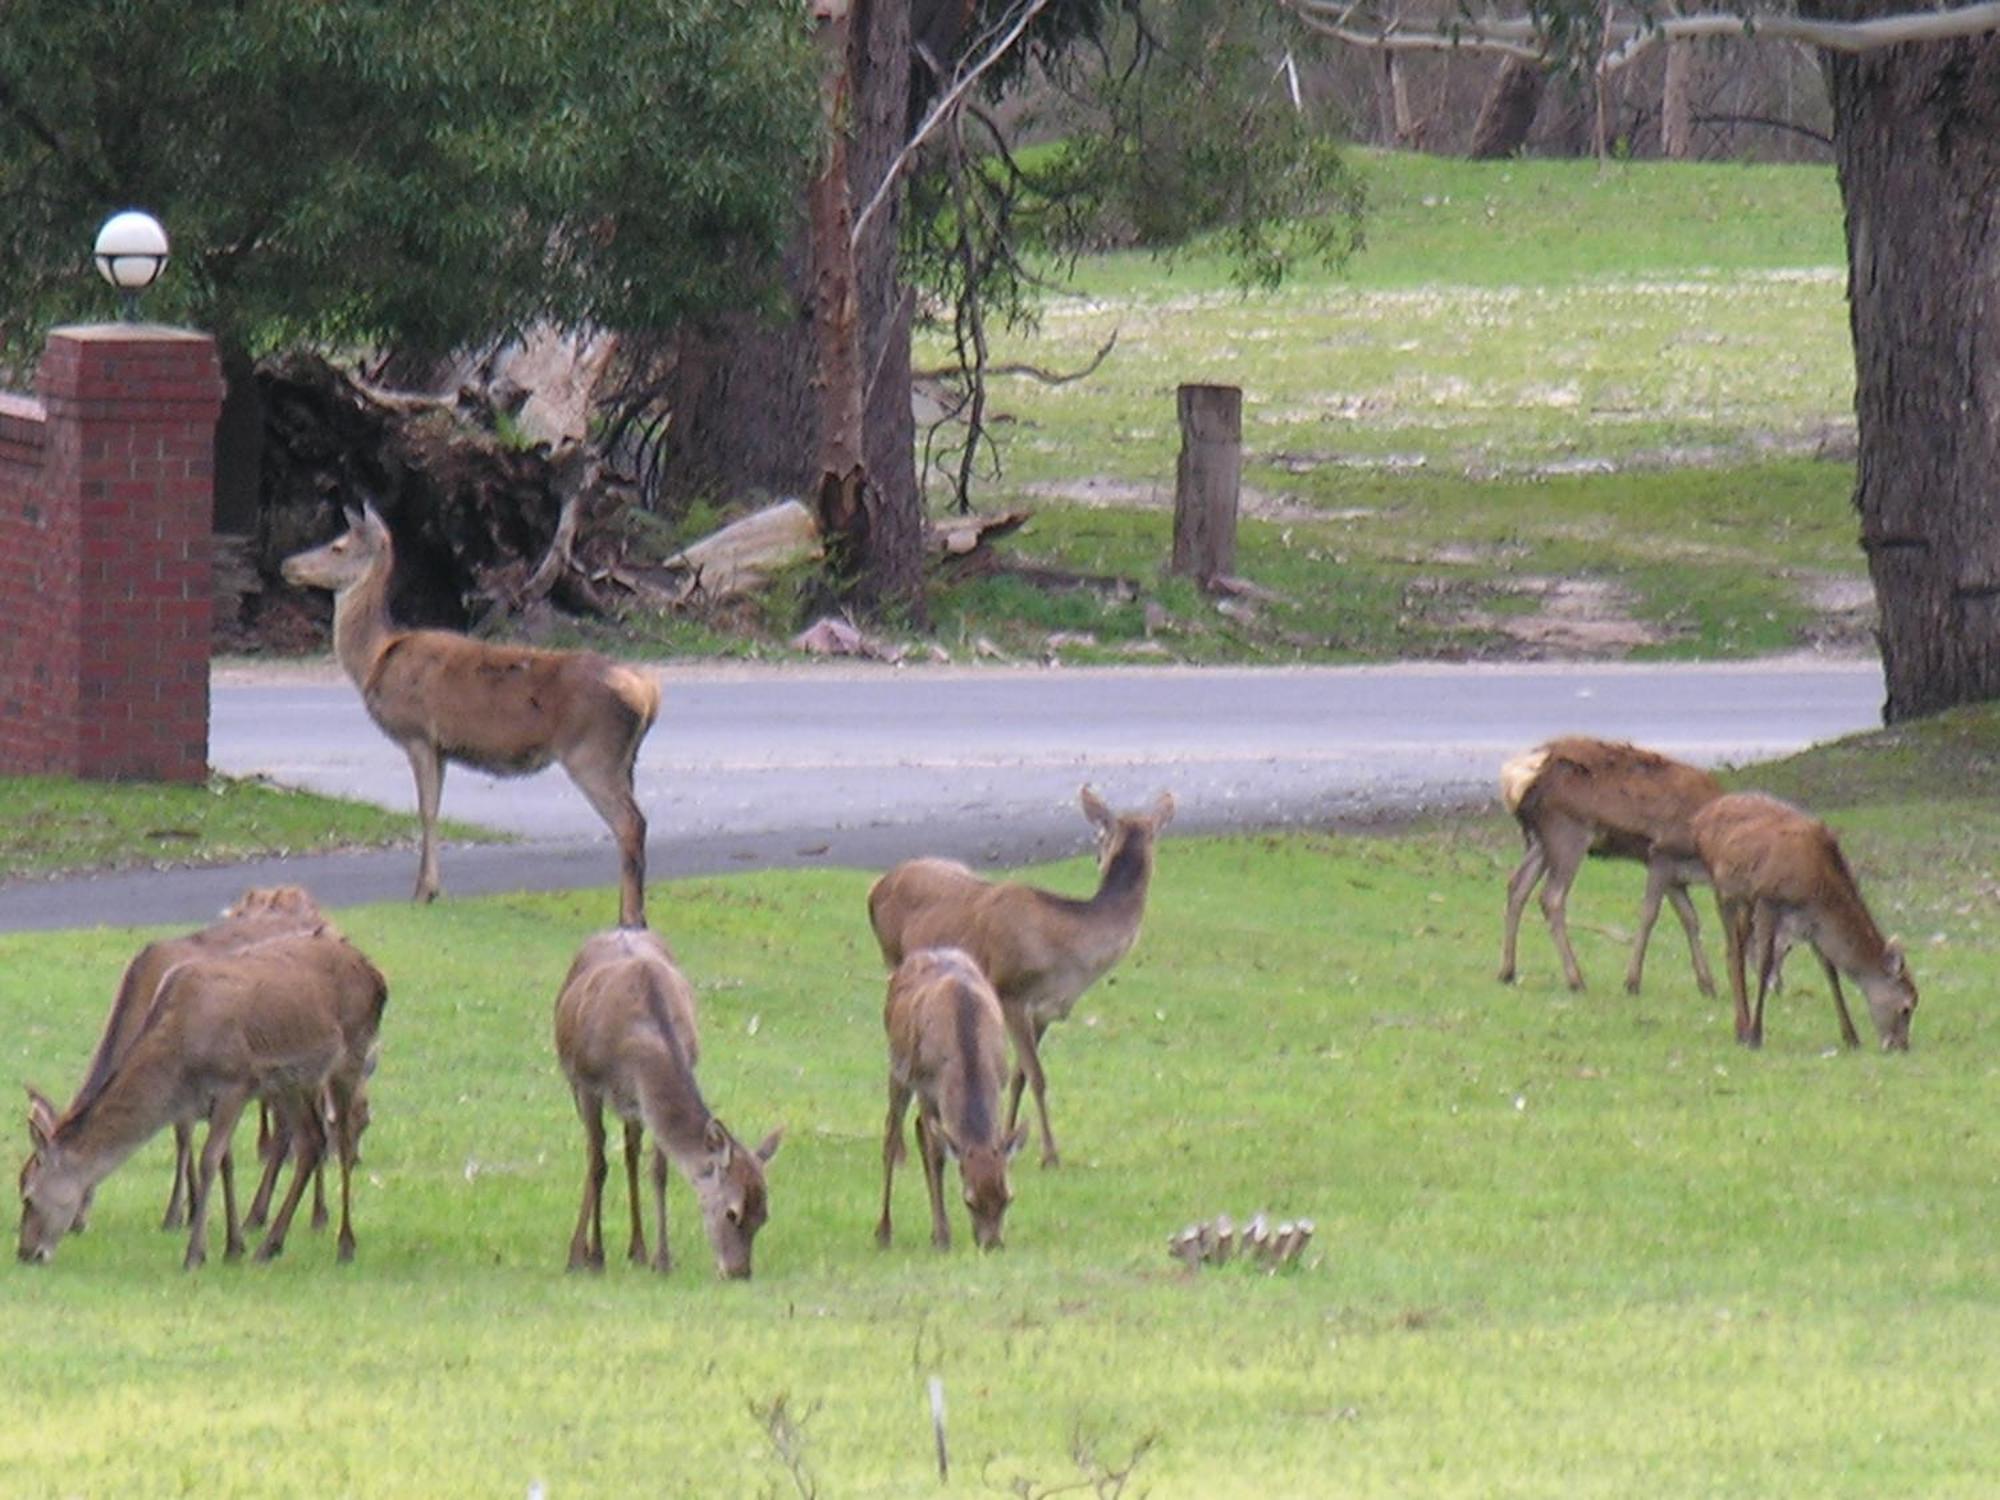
<box><xmin>93</xmin><ymin>211</ymin><xmax>171</xmax><ymax>322</ymax></box>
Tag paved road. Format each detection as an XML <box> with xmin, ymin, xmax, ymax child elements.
<box><xmin>0</xmin><ymin>657</ymin><xmax>1884</xmax><ymax>932</ymax></box>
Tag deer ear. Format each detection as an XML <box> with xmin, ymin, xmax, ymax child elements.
<box><xmin>753</xmin><ymin>1127</ymin><xmax>784</xmax><ymax>1164</ymax></box>
<box><xmin>1884</xmin><ymin>942</ymin><xmax>1906</xmax><ymax>978</ymax></box>
<box><xmin>342</xmin><ymin>503</ymin><xmax>365</xmax><ymax>532</ymax></box>
<box><xmin>703</xmin><ymin>1117</ymin><xmax>729</xmax><ymax>1156</ymax></box>
<box><xmin>1150</xmin><ymin>791</ymin><xmax>1176</xmax><ymax>829</ymax></box>
<box><xmin>1002</xmin><ymin>1124</ymin><xmax>1028</xmax><ymax>1160</ymax></box>
<box><xmin>1079</xmin><ymin>785</ymin><xmax>1113</xmax><ymax>831</ymax></box>
<box><xmin>25</xmin><ymin>1085</ymin><xmax>57</xmax><ymax>1151</ymax></box>
<box><xmin>935</xmin><ymin>1126</ymin><xmax>963</xmax><ymax>1163</ymax></box>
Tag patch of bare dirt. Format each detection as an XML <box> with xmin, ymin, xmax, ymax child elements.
<box><xmin>1017</xmin><ymin>477</ymin><xmax>1328</xmax><ymax>523</ymax></box>
<box><xmin>1450</xmin><ymin>578</ymin><xmax>1673</xmax><ymax>657</ymax></box>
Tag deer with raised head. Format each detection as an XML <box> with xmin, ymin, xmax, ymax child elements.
<box><xmin>553</xmin><ymin>927</ymin><xmax>782</xmax><ymax>1279</ymax></box>
<box><xmin>868</xmin><ymin>786</ymin><xmax>1174</xmax><ymax>1168</ymax></box>
<box><xmin>877</xmin><ymin>947</ymin><xmax>1026</xmax><ymax>1252</ymax></box>
<box><xmin>1498</xmin><ymin>736</ymin><xmax>1724</xmax><ymax>995</ymax></box>
<box><xmin>282</xmin><ymin>503</ymin><xmax>661</xmax><ymax>927</ymax></box>
<box><xmin>1691</xmin><ymin>791</ymin><xmax>1917</xmax><ymax>1051</ymax></box>
<box><xmin>68</xmin><ymin>885</ymin><xmax>328</xmax><ymax>1234</ymax></box>
<box><xmin>20</xmin><ymin>933</ymin><xmax>387</xmax><ymax>1268</ymax></box>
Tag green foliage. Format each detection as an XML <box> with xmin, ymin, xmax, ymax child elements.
<box><xmin>5</xmin><ymin>730</ymin><xmax>1998</xmax><ymax>1491</ymax></box>
<box><xmin>0</xmin><ymin>0</ymin><xmax>817</xmax><ymax>365</ymax></box>
<box><xmin>1029</xmin><ymin>5</ymin><xmax>1367</xmax><ymax>288</ymax></box>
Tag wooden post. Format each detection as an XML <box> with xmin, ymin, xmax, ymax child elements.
<box><xmin>1170</xmin><ymin>383</ymin><xmax>1242</xmax><ymax>586</ymax></box>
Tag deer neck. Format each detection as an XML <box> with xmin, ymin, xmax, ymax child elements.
<box><xmin>1086</xmin><ymin>834</ymin><xmax>1154</xmax><ymax>929</ymax></box>
<box><xmin>633</xmin><ymin>1044</ymin><xmax>716</xmax><ymax>1167</ymax></box>
<box><xmin>1811</xmin><ymin>886</ymin><xmax>1890</xmax><ymax>978</ymax></box>
<box><xmin>51</xmin><ymin>1067</ymin><xmax>182</xmax><ymax>1198</ymax></box>
<box><xmin>329</xmin><ymin>552</ymin><xmax>398</xmax><ymax>688</ymax></box>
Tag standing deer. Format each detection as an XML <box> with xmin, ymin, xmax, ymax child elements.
<box><xmin>877</xmin><ymin>948</ymin><xmax>1026</xmax><ymax>1252</ymax></box>
<box><xmin>553</xmin><ymin>928</ymin><xmax>782</xmax><ymax>1279</ymax></box>
<box><xmin>1498</xmin><ymin>736</ymin><xmax>1723</xmax><ymax>995</ymax></box>
<box><xmin>68</xmin><ymin>885</ymin><xmax>328</xmax><ymax>1234</ymax></box>
<box><xmin>282</xmin><ymin>503</ymin><xmax>661</xmax><ymax>927</ymax></box>
<box><xmin>1691</xmin><ymin>791</ymin><xmax>1917</xmax><ymax>1051</ymax></box>
<box><xmin>19</xmin><ymin>934</ymin><xmax>387</xmax><ymax>1268</ymax></box>
<box><xmin>868</xmin><ymin>786</ymin><xmax>1173</xmax><ymax>1168</ymax></box>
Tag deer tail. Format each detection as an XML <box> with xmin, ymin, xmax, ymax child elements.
<box><xmin>1498</xmin><ymin>746</ymin><xmax>1551</xmax><ymax>814</ymax></box>
<box><xmin>607</xmin><ymin>665</ymin><xmax>662</xmax><ymax>732</ymax></box>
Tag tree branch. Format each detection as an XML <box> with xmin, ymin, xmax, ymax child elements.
<box><xmin>851</xmin><ymin>0</ymin><xmax>1056</xmax><ymax>248</ymax></box>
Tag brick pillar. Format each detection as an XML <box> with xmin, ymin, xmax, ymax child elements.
<box><xmin>0</xmin><ymin>326</ymin><xmax>224</xmax><ymax>782</ymax></box>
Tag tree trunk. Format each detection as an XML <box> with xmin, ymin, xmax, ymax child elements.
<box><xmin>1170</xmin><ymin>384</ymin><xmax>1242</xmax><ymax>585</ymax></box>
<box><xmin>1660</xmin><ymin>37</ymin><xmax>1695</xmax><ymax>159</ymax></box>
<box><xmin>664</xmin><ymin>0</ymin><xmax>922</xmax><ymax>620</ymax></box>
<box><xmin>1468</xmin><ymin>59</ymin><xmax>1547</xmax><ymax>159</ymax></box>
<box><xmin>1815</xmin><ymin>20</ymin><xmax>2000</xmax><ymax>720</ymax></box>
<box><xmin>1374</xmin><ymin>52</ymin><xmax>1414</xmax><ymax>147</ymax></box>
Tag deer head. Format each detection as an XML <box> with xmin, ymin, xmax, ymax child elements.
<box><xmin>690</xmin><ymin>1119</ymin><xmax>783</xmax><ymax>1279</ymax></box>
<box><xmin>18</xmin><ymin>1086</ymin><xmax>81</xmax><ymax>1264</ymax></box>
<box><xmin>1859</xmin><ymin>943</ymin><xmax>1917</xmax><ymax>1052</ymax></box>
<box><xmin>280</xmin><ymin>504</ymin><xmax>391</xmax><ymax>595</ymax></box>
<box><xmin>1081</xmin><ymin>786</ymin><xmax>1175</xmax><ymax>870</ymax></box>
<box><xmin>943</xmin><ymin>1123</ymin><xmax>1026</xmax><ymax>1250</ymax></box>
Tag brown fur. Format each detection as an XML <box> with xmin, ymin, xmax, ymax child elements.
<box><xmin>1691</xmin><ymin>792</ymin><xmax>1916</xmax><ymax>1051</ymax></box>
<box><xmin>282</xmin><ymin>505</ymin><xmax>660</xmax><ymax>926</ymax></box>
<box><xmin>20</xmin><ymin>931</ymin><xmax>387</xmax><ymax>1268</ymax></box>
<box><xmin>876</xmin><ymin>948</ymin><xmax>1024</xmax><ymax>1252</ymax></box>
<box><xmin>867</xmin><ymin>786</ymin><xmax>1173</xmax><ymax>1168</ymax></box>
<box><xmin>68</xmin><ymin>886</ymin><xmax>328</xmax><ymax>1234</ymax></box>
<box><xmin>1497</xmin><ymin>736</ymin><xmax>1724</xmax><ymax>995</ymax></box>
<box><xmin>552</xmin><ymin>928</ymin><xmax>781</xmax><ymax>1279</ymax></box>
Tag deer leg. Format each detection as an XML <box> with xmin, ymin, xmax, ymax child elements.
<box><xmin>246</xmin><ymin>1107</ymin><xmax>286</xmax><ymax>1230</ymax></box>
<box><xmin>1005</xmin><ymin>1010</ymin><xmax>1061</xmax><ymax>1168</ymax></box>
<box><xmin>567</xmin><ymin>755</ymin><xmax>648</xmax><ymax>931</ymax></box>
<box><xmin>186</xmin><ymin>1090</ymin><xmax>250</xmax><ymax>1271</ymax></box>
<box><xmin>1498</xmin><ymin>837</ymin><xmax>1548</xmax><ymax>984</ymax></box>
<box><xmin>648</xmin><ymin>1146</ymin><xmax>672</xmax><ymax>1274</ymax></box>
<box><xmin>1719</xmin><ymin>897</ymin><xmax>1757</xmax><ymax>1047</ymax></box>
<box><xmin>1820</xmin><ymin>953</ymin><xmax>1863</xmax><ymax>1050</ymax></box>
<box><xmin>325</xmin><ymin>1077</ymin><xmax>360</xmax><ymax>1263</ymax></box>
<box><xmin>876</xmin><ymin>1078</ymin><xmax>913</xmax><ymax>1247</ymax></box>
<box><xmin>1537</xmin><ymin>821</ymin><xmax>1593</xmax><ymax>992</ymax></box>
<box><xmin>161</xmin><ymin>1121</ymin><xmax>194</xmax><ymax>1230</ymax></box>
<box><xmin>255</xmin><ymin>1101</ymin><xmax>324</xmax><ymax>1263</ymax></box>
<box><xmin>622</xmin><ymin>1119</ymin><xmax>647</xmax><ymax>1265</ymax></box>
<box><xmin>567</xmin><ymin>1088</ymin><xmax>608</xmax><ymax>1272</ymax></box>
<box><xmin>914</xmin><ymin>1112</ymin><xmax>952</xmax><ymax>1251</ymax></box>
<box><xmin>1665</xmin><ymin>881</ymin><xmax>1717</xmax><ymax>997</ymax></box>
<box><xmin>405</xmin><ymin>739</ymin><xmax>446</xmax><ymax>905</ymax></box>
<box><xmin>1624</xmin><ymin>860</ymin><xmax>1670</xmax><ymax>995</ymax></box>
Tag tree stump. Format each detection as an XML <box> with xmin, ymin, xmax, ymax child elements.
<box><xmin>1170</xmin><ymin>383</ymin><xmax>1242</xmax><ymax>586</ymax></box>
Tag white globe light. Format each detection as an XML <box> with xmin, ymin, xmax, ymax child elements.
<box><xmin>93</xmin><ymin>210</ymin><xmax>170</xmax><ymax>293</ymax></box>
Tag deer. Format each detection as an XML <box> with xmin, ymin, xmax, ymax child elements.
<box><xmin>1691</xmin><ymin>791</ymin><xmax>1917</xmax><ymax>1052</ymax></box>
<box><xmin>66</xmin><ymin>885</ymin><xmax>329</xmax><ymax>1235</ymax></box>
<box><xmin>868</xmin><ymin>786</ymin><xmax>1174</xmax><ymax>1169</ymax></box>
<box><xmin>876</xmin><ymin>947</ymin><xmax>1027</xmax><ymax>1252</ymax></box>
<box><xmin>553</xmin><ymin>927</ymin><xmax>782</xmax><ymax>1279</ymax></box>
<box><xmin>281</xmin><ymin>502</ymin><xmax>662</xmax><ymax>927</ymax></box>
<box><xmin>1498</xmin><ymin>736</ymin><xmax>1724</xmax><ymax>996</ymax></box>
<box><xmin>20</xmin><ymin>933</ymin><xmax>388</xmax><ymax>1268</ymax></box>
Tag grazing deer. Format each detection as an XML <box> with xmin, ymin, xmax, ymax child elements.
<box><xmin>1498</xmin><ymin>737</ymin><xmax>1724</xmax><ymax>995</ymax></box>
<box><xmin>553</xmin><ymin>928</ymin><xmax>782</xmax><ymax>1279</ymax></box>
<box><xmin>20</xmin><ymin>934</ymin><xmax>387</xmax><ymax>1268</ymax></box>
<box><xmin>877</xmin><ymin>948</ymin><xmax>1026</xmax><ymax>1252</ymax></box>
<box><xmin>281</xmin><ymin>503</ymin><xmax>661</xmax><ymax>927</ymax></box>
<box><xmin>868</xmin><ymin>786</ymin><xmax>1173</xmax><ymax>1168</ymax></box>
<box><xmin>1691</xmin><ymin>791</ymin><xmax>1917</xmax><ymax>1051</ymax></box>
<box><xmin>70</xmin><ymin>885</ymin><xmax>327</xmax><ymax>1234</ymax></box>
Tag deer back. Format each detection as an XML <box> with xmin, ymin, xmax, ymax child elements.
<box><xmin>1515</xmin><ymin>737</ymin><xmax>1722</xmax><ymax>851</ymax></box>
<box><xmin>885</xmin><ymin>948</ymin><xmax>1010</xmax><ymax>1144</ymax></box>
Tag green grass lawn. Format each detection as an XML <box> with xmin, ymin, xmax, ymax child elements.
<box><xmin>0</xmin><ymin>774</ymin><xmax>492</xmax><ymax>882</ymax></box>
<box><xmin>891</xmin><ymin>151</ymin><xmax>1864</xmax><ymax>664</ymax></box>
<box><xmin>6</xmin><ymin>723</ymin><xmax>1995</xmax><ymax>1497</ymax></box>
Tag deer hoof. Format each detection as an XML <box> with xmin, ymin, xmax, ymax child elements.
<box><xmin>650</xmin><ymin>1252</ymin><xmax>673</xmax><ymax>1275</ymax></box>
<box><xmin>337</xmin><ymin>1236</ymin><xmax>356</xmax><ymax>1264</ymax></box>
<box><xmin>253</xmin><ymin>1238</ymin><xmax>284</xmax><ymax>1264</ymax></box>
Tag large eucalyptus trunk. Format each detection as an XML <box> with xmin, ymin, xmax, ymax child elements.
<box><xmin>1815</xmin><ymin>17</ymin><xmax>2000</xmax><ymax>720</ymax></box>
<box><xmin>664</xmin><ymin>0</ymin><xmax>922</xmax><ymax>618</ymax></box>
